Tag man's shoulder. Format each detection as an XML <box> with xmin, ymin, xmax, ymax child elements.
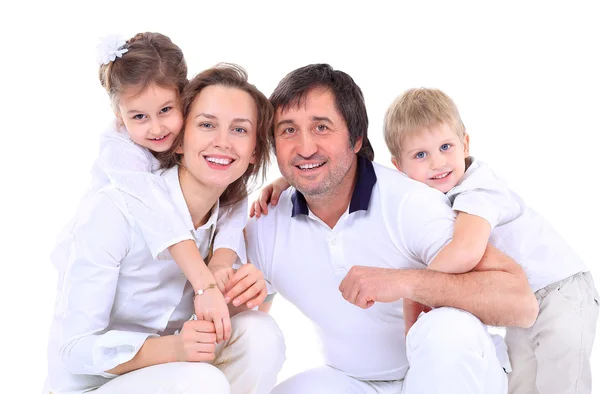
<box><xmin>372</xmin><ymin>162</ymin><xmax>442</xmax><ymax>200</ymax></box>
<box><xmin>247</xmin><ymin>188</ymin><xmax>295</xmax><ymax>232</ymax></box>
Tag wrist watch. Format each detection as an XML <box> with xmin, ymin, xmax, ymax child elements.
<box><xmin>196</xmin><ymin>283</ymin><xmax>217</xmax><ymax>297</ymax></box>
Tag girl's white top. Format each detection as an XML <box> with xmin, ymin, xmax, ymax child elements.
<box><xmin>446</xmin><ymin>158</ymin><xmax>587</xmax><ymax>292</ymax></box>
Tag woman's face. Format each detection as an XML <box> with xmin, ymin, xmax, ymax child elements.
<box><xmin>179</xmin><ymin>84</ymin><xmax>257</xmax><ymax>191</ymax></box>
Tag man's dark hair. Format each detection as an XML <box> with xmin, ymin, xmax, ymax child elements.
<box><xmin>269</xmin><ymin>63</ymin><xmax>374</xmax><ymax>160</ymax></box>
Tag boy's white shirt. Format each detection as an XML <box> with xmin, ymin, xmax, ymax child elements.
<box><xmin>47</xmin><ymin>166</ymin><xmax>219</xmax><ymax>394</ymax></box>
<box><xmin>52</xmin><ymin>121</ymin><xmax>247</xmax><ymax>272</ymax></box>
<box><xmin>446</xmin><ymin>157</ymin><xmax>587</xmax><ymax>292</ymax></box>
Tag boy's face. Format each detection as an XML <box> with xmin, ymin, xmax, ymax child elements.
<box><xmin>392</xmin><ymin>122</ymin><xmax>469</xmax><ymax>193</ymax></box>
<box><xmin>116</xmin><ymin>83</ymin><xmax>183</xmax><ymax>153</ymax></box>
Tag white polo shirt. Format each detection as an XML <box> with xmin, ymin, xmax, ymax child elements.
<box><xmin>447</xmin><ymin>157</ymin><xmax>587</xmax><ymax>292</ymax></box>
<box><xmin>246</xmin><ymin>157</ymin><xmax>455</xmax><ymax>381</ymax></box>
<box><xmin>46</xmin><ymin>166</ymin><xmax>220</xmax><ymax>394</ymax></box>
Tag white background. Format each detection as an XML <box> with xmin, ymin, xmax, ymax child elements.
<box><xmin>1</xmin><ymin>1</ymin><xmax>599</xmax><ymax>392</ymax></box>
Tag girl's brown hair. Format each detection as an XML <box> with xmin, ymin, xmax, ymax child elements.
<box><xmin>159</xmin><ymin>63</ymin><xmax>273</xmax><ymax>207</ymax></box>
<box><xmin>98</xmin><ymin>32</ymin><xmax>188</xmax><ymax>110</ymax></box>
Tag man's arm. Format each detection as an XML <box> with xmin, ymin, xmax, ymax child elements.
<box><xmin>340</xmin><ymin>244</ymin><xmax>538</xmax><ymax>328</ymax></box>
<box><xmin>405</xmin><ymin>244</ymin><xmax>538</xmax><ymax>327</ymax></box>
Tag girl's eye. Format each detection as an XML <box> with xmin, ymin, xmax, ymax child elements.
<box><xmin>440</xmin><ymin>143</ymin><xmax>451</xmax><ymax>151</ymax></box>
<box><xmin>160</xmin><ymin>106</ymin><xmax>172</xmax><ymax>114</ymax></box>
<box><xmin>415</xmin><ymin>152</ymin><xmax>427</xmax><ymax>159</ymax></box>
<box><xmin>133</xmin><ymin>114</ymin><xmax>146</xmax><ymax>121</ymax></box>
<box><xmin>233</xmin><ymin>127</ymin><xmax>247</xmax><ymax>134</ymax></box>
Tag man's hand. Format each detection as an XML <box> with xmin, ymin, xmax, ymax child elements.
<box><xmin>403</xmin><ymin>298</ymin><xmax>431</xmax><ymax>337</ymax></box>
<box><xmin>224</xmin><ymin>263</ymin><xmax>267</xmax><ymax>309</ymax></box>
<box><xmin>339</xmin><ymin>266</ymin><xmax>407</xmax><ymax>309</ymax></box>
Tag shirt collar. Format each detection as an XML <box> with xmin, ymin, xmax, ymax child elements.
<box><xmin>162</xmin><ymin>166</ymin><xmax>220</xmax><ymax>231</ymax></box>
<box><xmin>291</xmin><ymin>156</ymin><xmax>377</xmax><ymax>217</ymax></box>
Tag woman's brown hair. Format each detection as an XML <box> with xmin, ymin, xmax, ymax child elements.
<box><xmin>98</xmin><ymin>32</ymin><xmax>188</xmax><ymax>110</ymax></box>
<box><xmin>158</xmin><ymin>63</ymin><xmax>272</xmax><ymax>207</ymax></box>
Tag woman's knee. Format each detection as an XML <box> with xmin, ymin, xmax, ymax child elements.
<box><xmin>169</xmin><ymin>362</ymin><xmax>230</xmax><ymax>393</ymax></box>
<box><xmin>232</xmin><ymin>310</ymin><xmax>286</xmax><ymax>355</ymax></box>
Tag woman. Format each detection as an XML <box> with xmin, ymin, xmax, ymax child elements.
<box><xmin>46</xmin><ymin>64</ymin><xmax>285</xmax><ymax>394</ymax></box>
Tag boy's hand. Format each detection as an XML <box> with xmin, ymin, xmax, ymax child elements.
<box><xmin>224</xmin><ymin>264</ymin><xmax>267</xmax><ymax>309</ymax></box>
<box><xmin>209</xmin><ymin>262</ymin><xmax>235</xmax><ymax>293</ymax></box>
<box><xmin>403</xmin><ymin>298</ymin><xmax>431</xmax><ymax>337</ymax></box>
<box><xmin>250</xmin><ymin>177</ymin><xmax>290</xmax><ymax>218</ymax></box>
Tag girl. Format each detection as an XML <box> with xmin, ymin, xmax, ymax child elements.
<box><xmin>46</xmin><ymin>63</ymin><xmax>285</xmax><ymax>394</ymax></box>
<box><xmin>55</xmin><ymin>32</ymin><xmax>251</xmax><ymax>342</ymax></box>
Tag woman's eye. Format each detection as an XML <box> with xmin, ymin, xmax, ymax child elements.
<box><xmin>233</xmin><ymin>127</ymin><xmax>247</xmax><ymax>134</ymax></box>
<box><xmin>199</xmin><ymin>123</ymin><xmax>214</xmax><ymax>128</ymax></box>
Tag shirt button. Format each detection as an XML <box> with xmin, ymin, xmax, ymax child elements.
<box><xmin>331</xmin><ymin>238</ymin><xmax>337</xmax><ymax>245</ymax></box>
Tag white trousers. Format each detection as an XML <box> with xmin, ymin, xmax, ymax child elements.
<box><xmin>506</xmin><ymin>271</ymin><xmax>599</xmax><ymax>394</ymax></box>
<box><xmin>91</xmin><ymin>310</ymin><xmax>286</xmax><ymax>394</ymax></box>
<box><xmin>272</xmin><ymin>307</ymin><xmax>507</xmax><ymax>394</ymax></box>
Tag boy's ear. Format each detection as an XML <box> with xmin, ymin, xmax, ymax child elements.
<box><xmin>391</xmin><ymin>157</ymin><xmax>402</xmax><ymax>171</ymax></box>
<box><xmin>463</xmin><ymin>133</ymin><xmax>470</xmax><ymax>157</ymax></box>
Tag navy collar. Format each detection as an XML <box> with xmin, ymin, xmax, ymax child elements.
<box><xmin>291</xmin><ymin>156</ymin><xmax>377</xmax><ymax>217</ymax></box>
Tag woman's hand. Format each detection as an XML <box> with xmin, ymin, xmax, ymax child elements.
<box><xmin>209</xmin><ymin>261</ymin><xmax>235</xmax><ymax>293</ymax></box>
<box><xmin>224</xmin><ymin>264</ymin><xmax>267</xmax><ymax>309</ymax></box>
<box><xmin>175</xmin><ymin>320</ymin><xmax>218</xmax><ymax>362</ymax></box>
<box><xmin>249</xmin><ymin>177</ymin><xmax>290</xmax><ymax>218</ymax></box>
<box><xmin>193</xmin><ymin>286</ymin><xmax>231</xmax><ymax>344</ymax></box>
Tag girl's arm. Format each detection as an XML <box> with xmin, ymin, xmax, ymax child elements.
<box><xmin>95</xmin><ymin>132</ymin><xmax>218</xmax><ymax>294</ymax></box>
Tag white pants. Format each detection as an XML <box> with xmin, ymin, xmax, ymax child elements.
<box><xmin>273</xmin><ymin>307</ymin><xmax>507</xmax><ymax>394</ymax></box>
<box><xmin>91</xmin><ymin>310</ymin><xmax>286</xmax><ymax>394</ymax></box>
<box><xmin>506</xmin><ymin>271</ymin><xmax>599</xmax><ymax>394</ymax></box>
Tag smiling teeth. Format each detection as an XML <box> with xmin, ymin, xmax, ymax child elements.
<box><xmin>299</xmin><ymin>163</ymin><xmax>323</xmax><ymax>170</ymax></box>
<box><xmin>152</xmin><ymin>136</ymin><xmax>166</xmax><ymax>140</ymax></box>
<box><xmin>433</xmin><ymin>172</ymin><xmax>450</xmax><ymax>179</ymax></box>
<box><xmin>206</xmin><ymin>157</ymin><xmax>233</xmax><ymax>165</ymax></box>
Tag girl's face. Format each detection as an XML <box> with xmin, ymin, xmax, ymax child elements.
<box><xmin>116</xmin><ymin>83</ymin><xmax>183</xmax><ymax>152</ymax></box>
<box><xmin>179</xmin><ymin>84</ymin><xmax>257</xmax><ymax>191</ymax></box>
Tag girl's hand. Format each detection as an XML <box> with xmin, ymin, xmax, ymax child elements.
<box><xmin>175</xmin><ymin>320</ymin><xmax>218</xmax><ymax>362</ymax></box>
<box><xmin>193</xmin><ymin>286</ymin><xmax>231</xmax><ymax>344</ymax></box>
<box><xmin>224</xmin><ymin>264</ymin><xmax>267</xmax><ymax>309</ymax></box>
<box><xmin>249</xmin><ymin>177</ymin><xmax>290</xmax><ymax>218</ymax></box>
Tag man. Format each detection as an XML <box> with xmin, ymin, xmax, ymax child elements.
<box><xmin>245</xmin><ymin>64</ymin><xmax>538</xmax><ymax>393</ymax></box>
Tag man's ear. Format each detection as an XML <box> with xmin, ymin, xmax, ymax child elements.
<box><xmin>391</xmin><ymin>157</ymin><xmax>402</xmax><ymax>171</ymax></box>
<box><xmin>353</xmin><ymin>136</ymin><xmax>363</xmax><ymax>153</ymax></box>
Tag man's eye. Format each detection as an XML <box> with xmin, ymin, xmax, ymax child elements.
<box><xmin>283</xmin><ymin>127</ymin><xmax>295</xmax><ymax>134</ymax></box>
<box><xmin>440</xmin><ymin>143</ymin><xmax>451</xmax><ymax>151</ymax></box>
<box><xmin>316</xmin><ymin>124</ymin><xmax>328</xmax><ymax>132</ymax></box>
<box><xmin>415</xmin><ymin>152</ymin><xmax>426</xmax><ymax>159</ymax></box>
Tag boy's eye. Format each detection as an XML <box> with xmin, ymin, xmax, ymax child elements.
<box><xmin>133</xmin><ymin>114</ymin><xmax>146</xmax><ymax>121</ymax></box>
<box><xmin>415</xmin><ymin>152</ymin><xmax>427</xmax><ymax>159</ymax></box>
<box><xmin>440</xmin><ymin>143</ymin><xmax>451</xmax><ymax>151</ymax></box>
<box><xmin>160</xmin><ymin>106</ymin><xmax>172</xmax><ymax>114</ymax></box>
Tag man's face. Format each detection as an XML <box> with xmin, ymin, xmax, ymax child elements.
<box><xmin>273</xmin><ymin>88</ymin><xmax>362</xmax><ymax>197</ymax></box>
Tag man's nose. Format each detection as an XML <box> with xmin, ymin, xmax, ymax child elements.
<box><xmin>296</xmin><ymin>130</ymin><xmax>318</xmax><ymax>157</ymax></box>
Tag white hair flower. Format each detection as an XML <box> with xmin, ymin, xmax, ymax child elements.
<box><xmin>96</xmin><ymin>35</ymin><xmax>129</xmax><ymax>65</ymax></box>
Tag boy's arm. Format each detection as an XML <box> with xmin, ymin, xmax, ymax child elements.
<box><xmin>428</xmin><ymin>212</ymin><xmax>491</xmax><ymax>273</ymax></box>
<box><xmin>250</xmin><ymin>177</ymin><xmax>290</xmax><ymax>218</ymax></box>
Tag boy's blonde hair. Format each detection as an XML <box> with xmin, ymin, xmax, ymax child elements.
<box><xmin>384</xmin><ymin>88</ymin><xmax>466</xmax><ymax>159</ymax></box>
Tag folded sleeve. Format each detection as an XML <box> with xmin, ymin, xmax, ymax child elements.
<box><xmin>94</xmin><ymin>131</ymin><xmax>192</xmax><ymax>258</ymax></box>
<box><xmin>447</xmin><ymin>163</ymin><xmax>521</xmax><ymax>229</ymax></box>
<box><xmin>58</xmin><ymin>193</ymin><xmax>155</xmax><ymax>375</ymax></box>
<box><xmin>214</xmin><ymin>197</ymin><xmax>249</xmax><ymax>266</ymax></box>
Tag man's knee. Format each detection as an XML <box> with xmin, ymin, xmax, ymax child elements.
<box><xmin>407</xmin><ymin>307</ymin><xmax>486</xmax><ymax>353</ymax></box>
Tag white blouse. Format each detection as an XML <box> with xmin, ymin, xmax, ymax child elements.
<box><xmin>47</xmin><ymin>166</ymin><xmax>222</xmax><ymax>394</ymax></box>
